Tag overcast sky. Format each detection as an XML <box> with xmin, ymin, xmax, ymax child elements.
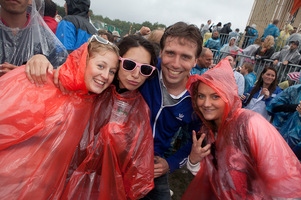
<box><xmin>53</xmin><ymin>0</ymin><xmax>255</xmax><ymax>32</ymax></box>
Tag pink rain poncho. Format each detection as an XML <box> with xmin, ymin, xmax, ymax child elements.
<box><xmin>61</xmin><ymin>85</ymin><xmax>154</xmax><ymax>200</ymax></box>
<box><xmin>0</xmin><ymin>43</ymin><xmax>94</xmax><ymax>199</ymax></box>
<box><xmin>182</xmin><ymin>59</ymin><xmax>301</xmax><ymax>199</ymax></box>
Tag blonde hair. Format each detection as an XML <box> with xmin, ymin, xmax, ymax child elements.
<box><xmin>148</xmin><ymin>29</ymin><xmax>164</xmax><ymax>44</ymax></box>
<box><xmin>263</xmin><ymin>35</ymin><xmax>275</xmax><ymax>49</ymax></box>
<box><xmin>87</xmin><ymin>37</ymin><xmax>119</xmax><ymax>60</ymax></box>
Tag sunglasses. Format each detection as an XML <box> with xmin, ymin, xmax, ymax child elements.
<box><xmin>89</xmin><ymin>35</ymin><xmax>114</xmax><ymax>46</ymax></box>
<box><xmin>119</xmin><ymin>57</ymin><xmax>156</xmax><ymax>77</ymax></box>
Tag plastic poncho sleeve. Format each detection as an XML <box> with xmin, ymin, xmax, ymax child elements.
<box><xmin>0</xmin><ymin>44</ymin><xmax>93</xmax><ymax>200</ymax></box>
<box><xmin>61</xmin><ymin>86</ymin><xmax>154</xmax><ymax>200</ymax></box>
<box><xmin>247</xmin><ymin>114</ymin><xmax>301</xmax><ymax>197</ymax></box>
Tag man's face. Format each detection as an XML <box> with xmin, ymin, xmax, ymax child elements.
<box><xmin>240</xmin><ymin>65</ymin><xmax>247</xmax><ymax>75</ymax></box>
<box><xmin>160</xmin><ymin>36</ymin><xmax>197</xmax><ymax>88</ymax></box>
<box><xmin>197</xmin><ymin>51</ymin><xmax>213</xmax><ymax>69</ymax></box>
<box><xmin>213</xmin><ymin>31</ymin><xmax>219</xmax><ymax>38</ymax></box>
<box><xmin>226</xmin><ymin>56</ymin><xmax>235</xmax><ymax>68</ymax></box>
<box><xmin>290</xmin><ymin>42</ymin><xmax>298</xmax><ymax>50</ymax></box>
<box><xmin>0</xmin><ymin>0</ymin><xmax>29</xmax><ymax>15</ymax></box>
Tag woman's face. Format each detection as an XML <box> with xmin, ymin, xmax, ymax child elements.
<box><xmin>84</xmin><ymin>51</ymin><xmax>118</xmax><ymax>94</ymax></box>
<box><xmin>118</xmin><ymin>46</ymin><xmax>151</xmax><ymax>91</ymax></box>
<box><xmin>262</xmin><ymin>69</ymin><xmax>276</xmax><ymax>86</ymax></box>
<box><xmin>197</xmin><ymin>82</ymin><xmax>226</xmax><ymax>128</ymax></box>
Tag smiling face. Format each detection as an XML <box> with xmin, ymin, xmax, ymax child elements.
<box><xmin>261</xmin><ymin>69</ymin><xmax>276</xmax><ymax>86</ymax></box>
<box><xmin>84</xmin><ymin>51</ymin><xmax>118</xmax><ymax>94</ymax></box>
<box><xmin>197</xmin><ymin>82</ymin><xmax>226</xmax><ymax>128</ymax></box>
<box><xmin>160</xmin><ymin>37</ymin><xmax>197</xmax><ymax>93</ymax></box>
<box><xmin>118</xmin><ymin>46</ymin><xmax>151</xmax><ymax>91</ymax></box>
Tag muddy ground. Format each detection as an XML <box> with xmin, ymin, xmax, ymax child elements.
<box><xmin>169</xmin><ymin>167</ymin><xmax>194</xmax><ymax>200</ymax></box>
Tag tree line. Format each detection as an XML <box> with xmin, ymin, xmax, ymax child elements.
<box><xmin>56</xmin><ymin>5</ymin><xmax>166</xmax><ymax>37</ymax></box>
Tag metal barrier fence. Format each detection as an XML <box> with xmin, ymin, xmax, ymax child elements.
<box><xmin>217</xmin><ymin>33</ymin><xmax>292</xmax><ymax>51</ymax></box>
<box><xmin>211</xmin><ymin>49</ymin><xmax>301</xmax><ymax>84</ymax></box>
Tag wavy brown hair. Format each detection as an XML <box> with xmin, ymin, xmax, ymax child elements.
<box><xmin>244</xmin><ymin>66</ymin><xmax>278</xmax><ymax>106</ymax></box>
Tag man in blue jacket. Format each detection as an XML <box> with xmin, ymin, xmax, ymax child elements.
<box><xmin>56</xmin><ymin>0</ymin><xmax>97</xmax><ymax>53</ymax></box>
<box><xmin>262</xmin><ymin>19</ymin><xmax>280</xmax><ymax>40</ymax></box>
<box><xmin>140</xmin><ymin>22</ymin><xmax>202</xmax><ymax>200</ymax></box>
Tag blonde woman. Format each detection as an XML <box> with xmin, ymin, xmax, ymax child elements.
<box><xmin>255</xmin><ymin>35</ymin><xmax>275</xmax><ymax>60</ymax></box>
<box><xmin>0</xmin><ymin>36</ymin><xmax>119</xmax><ymax>199</ymax></box>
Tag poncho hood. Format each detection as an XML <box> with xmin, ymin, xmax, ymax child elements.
<box><xmin>66</xmin><ymin>0</ymin><xmax>90</xmax><ymax>17</ymax></box>
<box><xmin>186</xmin><ymin>58</ymin><xmax>242</xmax><ymax>131</ymax></box>
<box><xmin>59</xmin><ymin>42</ymin><xmax>88</xmax><ymax>93</ymax></box>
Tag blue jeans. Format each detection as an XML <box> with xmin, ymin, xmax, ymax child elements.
<box><xmin>140</xmin><ymin>173</ymin><xmax>171</xmax><ymax>200</ymax></box>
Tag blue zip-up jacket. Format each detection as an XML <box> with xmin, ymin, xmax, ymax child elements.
<box><xmin>139</xmin><ymin>63</ymin><xmax>201</xmax><ymax>172</ymax></box>
<box><xmin>55</xmin><ymin>0</ymin><xmax>97</xmax><ymax>53</ymax></box>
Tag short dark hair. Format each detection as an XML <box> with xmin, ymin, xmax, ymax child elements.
<box><xmin>243</xmin><ymin>62</ymin><xmax>254</xmax><ymax>73</ymax></box>
<box><xmin>272</xmin><ymin>19</ymin><xmax>279</xmax><ymax>25</ymax></box>
<box><xmin>160</xmin><ymin>22</ymin><xmax>203</xmax><ymax>58</ymax></box>
<box><xmin>44</xmin><ymin>0</ymin><xmax>57</xmax><ymax>18</ymax></box>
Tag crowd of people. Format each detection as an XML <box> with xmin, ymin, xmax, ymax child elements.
<box><xmin>0</xmin><ymin>0</ymin><xmax>301</xmax><ymax>199</ymax></box>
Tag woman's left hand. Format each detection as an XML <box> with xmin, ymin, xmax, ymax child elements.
<box><xmin>262</xmin><ymin>88</ymin><xmax>270</xmax><ymax>99</ymax></box>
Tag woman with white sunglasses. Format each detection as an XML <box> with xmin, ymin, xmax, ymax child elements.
<box><xmin>61</xmin><ymin>35</ymin><xmax>158</xmax><ymax>200</ymax></box>
<box><xmin>19</xmin><ymin>34</ymin><xmax>157</xmax><ymax>199</ymax></box>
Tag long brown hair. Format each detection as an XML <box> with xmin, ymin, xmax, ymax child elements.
<box><xmin>191</xmin><ymin>80</ymin><xmax>218</xmax><ymax>132</ymax></box>
<box><xmin>244</xmin><ymin>66</ymin><xmax>278</xmax><ymax>106</ymax></box>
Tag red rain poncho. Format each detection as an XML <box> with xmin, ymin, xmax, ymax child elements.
<box><xmin>182</xmin><ymin>59</ymin><xmax>301</xmax><ymax>199</ymax></box>
<box><xmin>61</xmin><ymin>85</ymin><xmax>154</xmax><ymax>200</ymax></box>
<box><xmin>0</xmin><ymin>43</ymin><xmax>94</xmax><ymax>199</ymax></box>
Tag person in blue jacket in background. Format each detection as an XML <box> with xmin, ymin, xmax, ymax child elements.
<box><xmin>56</xmin><ymin>0</ymin><xmax>97</xmax><ymax>53</ymax></box>
<box><xmin>266</xmin><ymin>73</ymin><xmax>301</xmax><ymax>161</ymax></box>
<box><xmin>262</xmin><ymin>19</ymin><xmax>280</xmax><ymax>40</ymax></box>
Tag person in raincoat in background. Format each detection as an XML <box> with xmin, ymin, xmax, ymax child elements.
<box><xmin>266</xmin><ymin>72</ymin><xmax>301</xmax><ymax>161</ymax></box>
<box><xmin>241</xmin><ymin>66</ymin><xmax>282</xmax><ymax>121</ymax></box>
<box><xmin>0</xmin><ymin>0</ymin><xmax>68</xmax><ymax>76</ymax></box>
<box><xmin>0</xmin><ymin>35</ymin><xmax>119</xmax><ymax>199</ymax></box>
<box><xmin>61</xmin><ymin>35</ymin><xmax>156</xmax><ymax>200</ymax></box>
<box><xmin>182</xmin><ymin>58</ymin><xmax>301</xmax><ymax>199</ymax></box>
